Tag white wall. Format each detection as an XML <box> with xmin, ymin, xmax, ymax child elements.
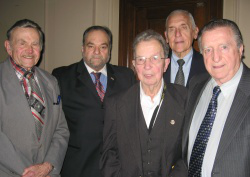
<box><xmin>1</xmin><ymin>0</ymin><xmax>250</xmax><ymax>72</ymax></box>
<box><xmin>44</xmin><ymin>0</ymin><xmax>119</xmax><ymax>72</ymax></box>
<box><xmin>0</xmin><ymin>0</ymin><xmax>119</xmax><ymax>73</ymax></box>
<box><xmin>223</xmin><ymin>0</ymin><xmax>250</xmax><ymax>66</ymax></box>
<box><xmin>0</xmin><ymin>0</ymin><xmax>45</xmax><ymax>63</ymax></box>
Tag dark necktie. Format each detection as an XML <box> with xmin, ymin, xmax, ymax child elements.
<box><xmin>188</xmin><ymin>86</ymin><xmax>221</xmax><ymax>177</ymax></box>
<box><xmin>92</xmin><ymin>72</ymin><xmax>105</xmax><ymax>102</ymax></box>
<box><xmin>174</xmin><ymin>59</ymin><xmax>185</xmax><ymax>86</ymax></box>
<box><xmin>24</xmin><ymin>71</ymin><xmax>45</xmax><ymax>140</ymax></box>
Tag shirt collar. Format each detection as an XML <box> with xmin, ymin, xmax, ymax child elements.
<box><xmin>140</xmin><ymin>79</ymin><xmax>164</xmax><ymax>105</ymax></box>
<box><xmin>10</xmin><ymin>57</ymin><xmax>35</xmax><ymax>77</ymax></box>
<box><xmin>211</xmin><ymin>62</ymin><xmax>243</xmax><ymax>97</ymax></box>
<box><xmin>172</xmin><ymin>48</ymin><xmax>193</xmax><ymax>66</ymax></box>
<box><xmin>84</xmin><ymin>61</ymin><xmax>107</xmax><ymax>77</ymax></box>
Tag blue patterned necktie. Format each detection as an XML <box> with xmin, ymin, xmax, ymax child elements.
<box><xmin>188</xmin><ymin>86</ymin><xmax>221</xmax><ymax>177</ymax></box>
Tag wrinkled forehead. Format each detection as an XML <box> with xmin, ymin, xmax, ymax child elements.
<box><xmin>10</xmin><ymin>27</ymin><xmax>40</xmax><ymax>41</ymax></box>
<box><xmin>135</xmin><ymin>39</ymin><xmax>164</xmax><ymax>56</ymax></box>
<box><xmin>167</xmin><ymin>13</ymin><xmax>191</xmax><ymax>27</ymax></box>
<box><xmin>85</xmin><ymin>30</ymin><xmax>109</xmax><ymax>43</ymax></box>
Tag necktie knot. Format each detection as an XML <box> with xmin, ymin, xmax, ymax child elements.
<box><xmin>92</xmin><ymin>72</ymin><xmax>101</xmax><ymax>81</ymax></box>
<box><xmin>212</xmin><ymin>86</ymin><xmax>221</xmax><ymax>99</ymax></box>
<box><xmin>177</xmin><ymin>59</ymin><xmax>185</xmax><ymax>67</ymax></box>
<box><xmin>24</xmin><ymin>71</ymin><xmax>34</xmax><ymax>80</ymax></box>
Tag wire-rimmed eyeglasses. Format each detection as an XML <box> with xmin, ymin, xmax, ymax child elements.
<box><xmin>134</xmin><ymin>55</ymin><xmax>166</xmax><ymax>65</ymax></box>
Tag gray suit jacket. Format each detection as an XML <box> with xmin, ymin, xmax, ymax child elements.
<box><xmin>182</xmin><ymin>63</ymin><xmax>250</xmax><ymax>177</ymax></box>
<box><xmin>0</xmin><ymin>59</ymin><xmax>69</xmax><ymax>177</ymax></box>
<box><xmin>100</xmin><ymin>82</ymin><xmax>188</xmax><ymax>177</ymax></box>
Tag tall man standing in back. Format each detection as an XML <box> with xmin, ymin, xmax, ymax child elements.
<box><xmin>164</xmin><ymin>9</ymin><xmax>207</xmax><ymax>87</ymax></box>
<box><xmin>184</xmin><ymin>19</ymin><xmax>250</xmax><ymax>176</ymax></box>
<box><xmin>52</xmin><ymin>26</ymin><xmax>135</xmax><ymax>177</ymax></box>
<box><xmin>0</xmin><ymin>19</ymin><xmax>69</xmax><ymax>177</ymax></box>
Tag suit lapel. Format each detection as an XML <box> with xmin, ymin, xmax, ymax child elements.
<box><xmin>76</xmin><ymin>61</ymin><xmax>101</xmax><ymax>102</ymax></box>
<box><xmin>105</xmin><ymin>64</ymin><xmax>116</xmax><ymax>97</ymax></box>
<box><xmin>160</xmin><ymin>86</ymin><xmax>185</xmax><ymax>154</ymax></box>
<box><xmin>164</xmin><ymin>60</ymin><xmax>171</xmax><ymax>83</ymax></box>
<box><xmin>2</xmin><ymin>59</ymin><xmax>37</xmax><ymax>135</ymax></box>
<box><xmin>35</xmin><ymin>68</ymin><xmax>54</xmax><ymax>143</ymax></box>
<box><xmin>188</xmin><ymin>50</ymin><xmax>199</xmax><ymax>84</ymax></box>
<box><xmin>182</xmin><ymin>77</ymin><xmax>210</xmax><ymax>159</ymax></box>
<box><xmin>214</xmin><ymin>65</ymin><xmax>250</xmax><ymax>163</ymax></box>
<box><xmin>119</xmin><ymin>84</ymin><xmax>143</xmax><ymax>172</ymax></box>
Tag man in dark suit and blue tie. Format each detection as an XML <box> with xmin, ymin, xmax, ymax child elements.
<box><xmin>182</xmin><ymin>19</ymin><xmax>250</xmax><ymax>176</ymax></box>
<box><xmin>164</xmin><ymin>9</ymin><xmax>207</xmax><ymax>87</ymax></box>
<box><xmin>52</xmin><ymin>26</ymin><xmax>135</xmax><ymax>177</ymax></box>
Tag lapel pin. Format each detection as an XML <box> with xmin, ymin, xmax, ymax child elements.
<box><xmin>170</xmin><ymin>120</ymin><xmax>175</xmax><ymax>125</ymax></box>
<box><xmin>111</xmin><ymin>77</ymin><xmax>114</xmax><ymax>80</ymax></box>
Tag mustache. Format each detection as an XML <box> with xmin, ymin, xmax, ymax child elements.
<box><xmin>90</xmin><ymin>55</ymin><xmax>104</xmax><ymax>59</ymax></box>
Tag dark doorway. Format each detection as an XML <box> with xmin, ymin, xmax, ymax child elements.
<box><xmin>119</xmin><ymin>0</ymin><xmax>223</xmax><ymax>68</ymax></box>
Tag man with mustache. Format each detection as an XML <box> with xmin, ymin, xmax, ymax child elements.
<box><xmin>52</xmin><ymin>26</ymin><xmax>135</xmax><ymax>177</ymax></box>
<box><xmin>164</xmin><ymin>9</ymin><xmax>207</xmax><ymax>87</ymax></box>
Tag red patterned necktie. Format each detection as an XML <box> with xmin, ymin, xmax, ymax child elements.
<box><xmin>24</xmin><ymin>71</ymin><xmax>45</xmax><ymax>140</ymax></box>
<box><xmin>92</xmin><ymin>72</ymin><xmax>105</xmax><ymax>102</ymax></box>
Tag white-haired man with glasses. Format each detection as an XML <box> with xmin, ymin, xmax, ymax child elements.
<box><xmin>100</xmin><ymin>29</ymin><xmax>188</xmax><ymax>177</ymax></box>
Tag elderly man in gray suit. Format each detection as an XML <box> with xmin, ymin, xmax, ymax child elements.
<box><xmin>182</xmin><ymin>19</ymin><xmax>250</xmax><ymax>177</ymax></box>
<box><xmin>0</xmin><ymin>19</ymin><xmax>69</xmax><ymax>177</ymax></box>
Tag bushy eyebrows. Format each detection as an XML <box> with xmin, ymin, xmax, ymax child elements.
<box><xmin>86</xmin><ymin>42</ymin><xmax>108</xmax><ymax>46</ymax></box>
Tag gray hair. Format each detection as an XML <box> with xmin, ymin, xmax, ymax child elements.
<box><xmin>7</xmin><ymin>19</ymin><xmax>44</xmax><ymax>50</ymax></box>
<box><xmin>165</xmin><ymin>9</ymin><xmax>196</xmax><ymax>30</ymax></box>
<box><xmin>133</xmin><ymin>29</ymin><xmax>169</xmax><ymax>58</ymax></box>
<box><xmin>198</xmin><ymin>19</ymin><xmax>243</xmax><ymax>53</ymax></box>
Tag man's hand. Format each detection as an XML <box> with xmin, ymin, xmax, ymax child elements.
<box><xmin>22</xmin><ymin>162</ymin><xmax>53</xmax><ymax>177</ymax></box>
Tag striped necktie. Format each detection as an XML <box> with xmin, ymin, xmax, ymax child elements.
<box><xmin>92</xmin><ymin>72</ymin><xmax>105</xmax><ymax>102</ymax></box>
<box><xmin>24</xmin><ymin>71</ymin><xmax>46</xmax><ymax>140</ymax></box>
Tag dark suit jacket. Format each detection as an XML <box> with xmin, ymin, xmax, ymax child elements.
<box><xmin>164</xmin><ymin>49</ymin><xmax>207</xmax><ymax>88</ymax></box>
<box><xmin>100</xmin><ymin>82</ymin><xmax>188</xmax><ymax>177</ymax></box>
<box><xmin>182</xmin><ymin>63</ymin><xmax>250</xmax><ymax>177</ymax></box>
<box><xmin>52</xmin><ymin>60</ymin><xmax>135</xmax><ymax>177</ymax></box>
<box><xmin>0</xmin><ymin>58</ymin><xmax>69</xmax><ymax>177</ymax></box>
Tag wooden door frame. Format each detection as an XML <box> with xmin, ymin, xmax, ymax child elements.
<box><xmin>118</xmin><ymin>0</ymin><xmax>223</xmax><ymax>68</ymax></box>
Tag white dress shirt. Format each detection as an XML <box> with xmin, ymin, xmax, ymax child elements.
<box><xmin>84</xmin><ymin>62</ymin><xmax>107</xmax><ymax>91</ymax></box>
<box><xmin>188</xmin><ymin>63</ymin><xmax>243</xmax><ymax>177</ymax></box>
<box><xmin>140</xmin><ymin>79</ymin><xmax>164</xmax><ymax>128</ymax></box>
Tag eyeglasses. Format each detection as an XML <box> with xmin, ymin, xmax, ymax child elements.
<box><xmin>134</xmin><ymin>55</ymin><xmax>166</xmax><ymax>65</ymax></box>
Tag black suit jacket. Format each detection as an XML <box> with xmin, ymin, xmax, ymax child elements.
<box><xmin>182</xmin><ymin>64</ymin><xmax>250</xmax><ymax>177</ymax></box>
<box><xmin>52</xmin><ymin>60</ymin><xmax>135</xmax><ymax>177</ymax></box>
<box><xmin>163</xmin><ymin>49</ymin><xmax>207</xmax><ymax>88</ymax></box>
<box><xmin>100</xmin><ymin>82</ymin><xmax>188</xmax><ymax>177</ymax></box>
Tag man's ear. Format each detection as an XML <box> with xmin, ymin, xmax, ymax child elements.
<box><xmin>4</xmin><ymin>40</ymin><xmax>13</xmax><ymax>56</ymax></box>
<box><xmin>239</xmin><ymin>44</ymin><xmax>244</xmax><ymax>59</ymax></box>
<box><xmin>193</xmin><ymin>27</ymin><xmax>199</xmax><ymax>40</ymax></box>
<box><xmin>132</xmin><ymin>60</ymin><xmax>136</xmax><ymax>68</ymax></box>
<box><xmin>164</xmin><ymin>31</ymin><xmax>169</xmax><ymax>43</ymax></box>
<box><xmin>163</xmin><ymin>58</ymin><xmax>170</xmax><ymax>72</ymax></box>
